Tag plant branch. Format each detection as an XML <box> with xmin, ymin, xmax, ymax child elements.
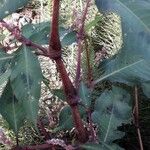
<box><xmin>74</xmin><ymin>0</ymin><xmax>92</xmax><ymax>88</ymax></box>
<box><xmin>134</xmin><ymin>86</ymin><xmax>144</xmax><ymax>150</ymax></box>
<box><xmin>0</xmin><ymin>20</ymin><xmax>48</xmax><ymax>55</ymax></box>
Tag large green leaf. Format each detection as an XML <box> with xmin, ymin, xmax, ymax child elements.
<box><xmin>92</xmin><ymin>87</ymin><xmax>132</xmax><ymax>144</ymax></box>
<box><xmin>0</xmin><ymin>81</ymin><xmax>26</xmax><ymax>134</ymax></box>
<box><xmin>95</xmin><ymin>0</ymin><xmax>150</xmax><ymax>96</ymax></box>
<box><xmin>10</xmin><ymin>46</ymin><xmax>42</xmax><ymax>125</ymax></box>
<box><xmin>0</xmin><ymin>0</ymin><xmax>29</xmax><ymax>20</ymax></box>
<box><xmin>22</xmin><ymin>22</ymin><xmax>76</xmax><ymax>47</ymax></box>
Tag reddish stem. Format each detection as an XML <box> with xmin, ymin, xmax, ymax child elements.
<box><xmin>0</xmin><ymin>20</ymin><xmax>48</xmax><ymax>55</ymax></box>
<box><xmin>49</xmin><ymin>0</ymin><xmax>88</xmax><ymax>142</ymax></box>
<box><xmin>49</xmin><ymin>0</ymin><xmax>61</xmax><ymax>51</ymax></box>
<box><xmin>74</xmin><ymin>0</ymin><xmax>92</xmax><ymax>88</ymax></box>
<box><xmin>55</xmin><ymin>59</ymin><xmax>88</xmax><ymax>142</ymax></box>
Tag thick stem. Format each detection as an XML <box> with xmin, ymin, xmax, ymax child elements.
<box><xmin>71</xmin><ymin>106</ymin><xmax>88</xmax><ymax>142</ymax></box>
<box><xmin>49</xmin><ymin>0</ymin><xmax>88</xmax><ymax>142</ymax></box>
<box><xmin>49</xmin><ymin>0</ymin><xmax>61</xmax><ymax>51</ymax></box>
<box><xmin>55</xmin><ymin>59</ymin><xmax>77</xmax><ymax>105</ymax></box>
<box><xmin>55</xmin><ymin>59</ymin><xmax>88</xmax><ymax>142</ymax></box>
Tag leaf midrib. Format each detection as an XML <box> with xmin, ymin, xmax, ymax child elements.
<box><xmin>95</xmin><ymin>59</ymin><xmax>144</xmax><ymax>84</ymax></box>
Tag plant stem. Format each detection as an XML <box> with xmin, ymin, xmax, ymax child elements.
<box><xmin>134</xmin><ymin>86</ymin><xmax>144</xmax><ymax>150</ymax></box>
<box><xmin>55</xmin><ymin>59</ymin><xmax>88</xmax><ymax>142</ymax></box>
<box><xmin>49</xmin><ymin>0</ymin><xmax>88</xmax><ymax>142</ymax></box>
<box><xmin>49</xmin><ymin>0</ymin><xmax>61</xmax><ymax>51</ymax></box>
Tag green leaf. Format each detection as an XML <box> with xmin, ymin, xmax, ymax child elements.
<box><xmin>22</xmin><ymin>22</ymin><xmax>76</xmax><ymax>47</ymax></box>
<box><xmin>25</xmin><ymin>22</ymin><xmax>50</xmax><ymax>45</ymax></box>
<box><xmin>0</xmin><ymin>0</ymin><xmax>29</xmax><ymax>20</ymax></box>
<box><xmin>22</xmin><ymin>22</ymin><xmax>50</xmax><ymax>45</ymax></box>
<box><xmin>61</xmin><ymin>31</ymin><xmax>76</xmax><ymax>47</ymax></box>
<box><xmin>92</xmin><ymin>87</ymin><xmax>132</xmax><ymax>144</ymax></box>
<box><xmin>0</xmin><ymin>81</ymin><xmax>26</xmax><ymax>134</ymax></box>
<box><xmin>52</xmin><ymin>89</ymin><xmax>66</xmax><ymax>101</ymax></box>
<box><xmin>79</xmin><ymin>82</ymin><xmax>91</xmax><ymax>108</ymax></box>
<box><xmin>10</xmin><ymin>46</ymin><xmax>42</xmax><ymax>125</ymax></box>
<box><xmin>80</xmin><ymin>143</ymin><xmax>102</xmax><ymax>150</ymax></box>
<box><xmin>54</xmin><ymin>106</ymin><xmax>73</xmax><ymax>132</ymax></box>
<box><xmin>95</xmin><ymin>0</ymin><xmax>150</xmax><ymax>95</ymax></box>
<box><xmin>55</xmin><ymin>105</ymin><xmax>86</xmax><ymax>132</ymax></box>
